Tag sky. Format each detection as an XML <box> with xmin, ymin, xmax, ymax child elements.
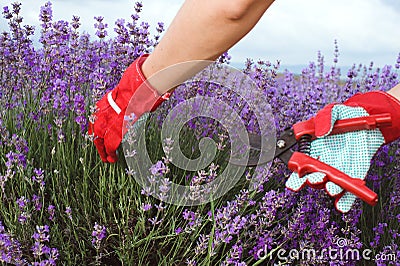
<box><xmin>1</xmin><ymin>0</ymin><xmax>399</xmax><ymax>72</ymax></box>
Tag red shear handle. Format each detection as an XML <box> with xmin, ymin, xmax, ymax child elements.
<box><xmin>288</xmin><ymin>152</ymin><xmax>378</xmax><ymax>206</ymax></box>
<box><xmin>293</xmin><ymin>113</ymin><xmax>392</xmax><ymax>140</ymax></box>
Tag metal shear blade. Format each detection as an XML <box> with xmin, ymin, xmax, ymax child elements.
<box><xmin>228</xmin><ymin>133</ymin><xmax>275</xmax><ymax>167</ymax></box>
<box><xmin>241</xmin><ymin>128</ymin><xmax>301</xmax><ymax>167</ymax></box>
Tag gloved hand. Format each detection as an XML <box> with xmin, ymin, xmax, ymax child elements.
<box><xmin>286</xmin><ymin>91</ymin><xmax>400</xmax><ymax>213</ymax></box>
<box><xmin>88</xmin><ymin>54</ymin><xmax>170</xmax><ymax>163</ymax></box>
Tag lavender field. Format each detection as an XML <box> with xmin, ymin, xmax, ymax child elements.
<box><xmin>0</xmin><ymin>2</ymin><xmax>399</xmax><ymax>265</ymax></box>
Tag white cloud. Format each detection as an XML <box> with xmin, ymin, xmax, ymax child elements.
<box><xmin>230</xmin><ymin>0</ymin><xmax>400</xmax><ymax>67</ymax></box>
<box><xmin>0</xmin><ymin>0</ymin><xmax>399</xmax><ymax>69</ymax></box>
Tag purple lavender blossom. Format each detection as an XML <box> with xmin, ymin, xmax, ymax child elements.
<box><xmin>32</xmin><ymin>195</ymin><xmax>42</xmax><ymax>211</ymax></box>
<box><xmin>0</xmin><ymin>221</ymin><xmax>24</xmax><ymax>264</ymax></box>
<box><xmin>32</xmin><ymin>168</ymin><xmax>45</xmax><ymax>188</ymax></box>
<box><xmin>32</xmin><ymin>225</ymin><xmax>50</xmax><ymax>243</ymax></box>
<box><xmin>94</xmin><ymin>16</ymin><xmax>108</xmax><ymax>39</ymax></box>
<box><xmin>16</xmin><ymin>196</ymin><xmax>29</xmax><ymax>210</ymax></box>
<box><xmin>47</xmin><ymin>205</ymin><xmax>55</xmax><ymax>221</ymax></box>
<box><xmin>150</xmin><ymin>160</ymin><xmax>168</xmax><ymax>176</ymax></box>
<box><xmin>0</xmin><ymin>1</ymin><xmax>399</xmax><ymax>264</ymax></box>
<box><xmin>91</xmin><ymin>223</ymin><xmax>107</xmax><ymax>249</ymax></box>
<box><xmin>65</xmin><ymin>207</ymin><xmax>72</xmax><ymax>220</ymax></box>
<box><xmin>141</xmin><ymin>203</ymin><xmax>152</xmax><ymax>212</ymax></box>
<box><xmin>31</xmin><ymin>225</ymin><xmax>58</xmax><ymax>264</ymax></box>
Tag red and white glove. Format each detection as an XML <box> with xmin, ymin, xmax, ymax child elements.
<box><xmin>286</xmin><ymin>90</ymin><xmax>400</xmax><ymax>212</ymax></box>
<box><xmin>315</xmin><ymin>90</ymin><xmax>400</xmax><ymax>143</ymax></box>
<box><xmin>88</xmin><ymin>54</ymin><xmax>170</xmax><ymax>163</ymax></box>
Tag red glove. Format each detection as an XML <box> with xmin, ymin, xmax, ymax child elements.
<box><xmin>88</xmin><ymin>54</ymin><xmax>170</xmax><ymax>163</ymax></box>
<box><xmin>311</xmin><ymin>90</ymin><xmax>400</xmax><ymax>212</ymax></box>
<box><xmin>315</xmin><ymin>90</ymin><xmax>400</xmax><ymax>143</ymax></box>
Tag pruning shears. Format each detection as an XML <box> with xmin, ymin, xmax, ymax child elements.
<box><xmin>238</xmin><ymin>113</ymin><xmax>392</xmax><ymax>206</ymax></box>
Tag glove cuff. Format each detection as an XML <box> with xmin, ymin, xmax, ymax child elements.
<box><xmin>111</xmin><ymin>54</ymin><xmax>171</xmax><ymax>116</ymax></box>
<box><xmin>314</xmin><ymin>103</ymin><xmax>337</xmax><ymax>137</ymax></box>
<box><xmin>344</xmin><ymin>90</ymin><xmax>400</xmax><ymax>143</ymax></box>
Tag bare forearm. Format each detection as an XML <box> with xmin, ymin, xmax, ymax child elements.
<box><xmin>388</xmin><ymin>83</ymin><xmax>400</xmax><ymax>101</ymax></box>
<box><xmin>142</xmin><ymin>0</ymin><xmax>275</xmax><ymax>94</ymax></box>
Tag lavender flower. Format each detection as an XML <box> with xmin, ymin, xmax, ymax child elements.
<box><xmin>91</xmin><ymin>223</ymin><xmax>107</xmax><ymax>249</ymax></box>
<box><xmin>31</xmin><ymin>225</ymin><xmax>58</xmax><ymax>264</ymax></box>
<box><xmin>175</xmin><ymin>227</ymin><xmax>183</xmax><ymax>235</ymax></box>
<box><xmin>150</xmin><ymin>160</ymin><xmax>169</xmax><ymax>177</ymax></box>
<box><xmin>94</xmin><ymin>16</ymin><xmax>108</xmax><ymax>39</ymax></box>
<box><xmin>47</xmin><ymin>205</ymin><xmax>55</xmax><ymax>221</ymax></box>
<box><xmin>32</xmin><ymin>168</ymin><xmax>45</xmax><ymax>188</ymax></box>
<box><xmin>16</xmin><ymin>196</ymin><xmax>29</xmax><ymax>211</ymax></box>
<box><xmin>32</xmin><ymin>225</ymin><xmax>50</xmax><ymax>243</ymax></box>
<box><xmin>182</xmin><ymin>209</ymin><xmax>202</xmax><ymax>233</ymax></box>
<box><xmin>0</xmin><ymin>221</ymin><xmax>24</xmax><ymax>264</ymax></box>
<box><xmin>32</xmin><ymin>195</ymin><xmax>42</xmax><ymax>211</ymax></box>
<box><xmin>148</xmin><ymin>217</ymin><xmax>163</xmax><ymax>226</ymax></box>
<box><xmin>65</xmin><ymin>207</ymin><xmax>72</xmax><ymax>220</ymax></box>
<box><xmin>0</xmin><ymin>1</ymin><xmax>399</xmax><ymax>264</ymax></box>
<box><xmin>141</xmin><ymin>203</ymin><xmax>152</xmax><ymax>212</ymax></box>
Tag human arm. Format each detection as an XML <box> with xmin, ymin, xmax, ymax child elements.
<box><xmin>142</xmin><ymin>0</ymin><xmax>275</xmax><ymax>94</ymax></box>
<box><xmin>388</xmin><ymin>82</ymin><xmax>400</xmax><ymax>100</ymax></box>
<box><xmin>89</xmin><ymin>0</ymin><xmax>276</xmax><ymax>162</ymax></box>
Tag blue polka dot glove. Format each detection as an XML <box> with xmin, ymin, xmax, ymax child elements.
<box><xmin>286</xmin><ymin>91</ymin><xmax>400</xmax><ymax>213</ymax></box>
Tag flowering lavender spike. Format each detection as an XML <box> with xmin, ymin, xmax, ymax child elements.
<box><xmin>91</xmin><ymin>223</ymin><xmax>107</xmax><ymax>249</ymax></box>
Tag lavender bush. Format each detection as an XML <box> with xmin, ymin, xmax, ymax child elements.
<box><xmin>0</xmin><ymin>2</ymin><xmax>399</xmax><ymax>265</ymax></box>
